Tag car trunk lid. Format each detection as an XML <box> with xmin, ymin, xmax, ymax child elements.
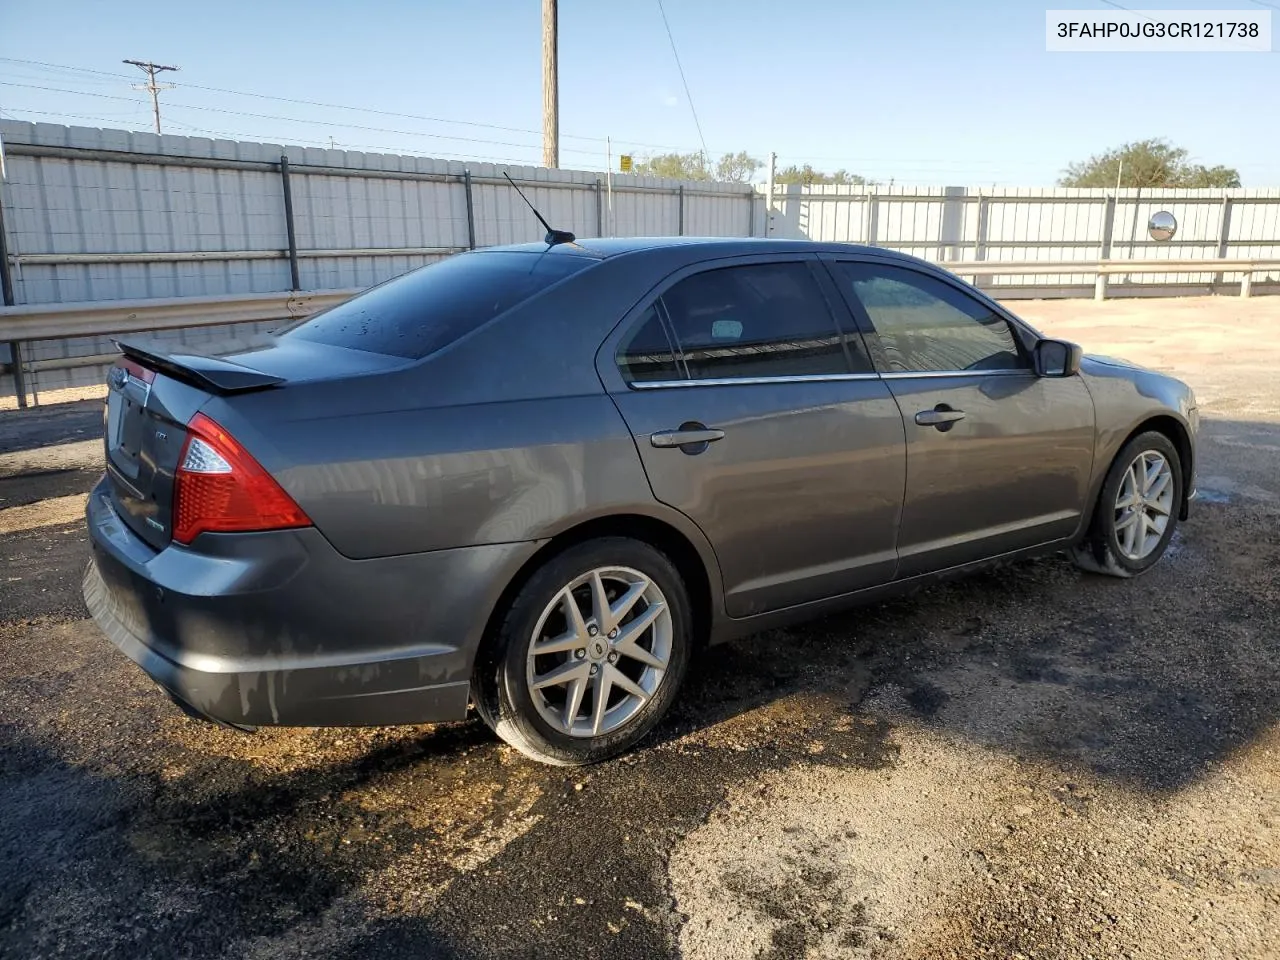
<box><xmin>104</xmin><ymin>336</ymin><xmax>404</xmax><ymax>550</ymax></box>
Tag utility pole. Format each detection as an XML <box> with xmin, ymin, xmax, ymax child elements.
<box><xmin>123</xmin><ymin>59</ymin><xmax>179</xmax><ymax>135</ymax></box>
<box><xmin>542</xmin><ymin>0</ymin><xmax>559</xmax><ymax>168</ymax></box>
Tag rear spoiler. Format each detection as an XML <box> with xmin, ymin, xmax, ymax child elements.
<box><xmin>116</xmin><ymin>338</ymin><xmax>285</xmax><ymax>394</ymax></box>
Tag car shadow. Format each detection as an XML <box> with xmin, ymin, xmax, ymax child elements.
<box><xmin>648</xmin><ymin>414</ymin><xmax>1280</xmax><ymax>795</ymax></box>
<box><xmin>0</xmin><ymin>399</ymin><xmax>104</xmax><ymax>456</ymax></box>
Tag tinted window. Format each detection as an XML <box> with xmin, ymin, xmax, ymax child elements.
<box><xmin>659</xmin><ymin>262</ymin><xmax>863</xmax><ymax>380</ymax></box>
<box><xmin>617</xmin><ymin>305</ymin><xmax>681</xmax><ymax>384</ymax></box>
<box><xmin>837</xmin><ymin>262</ymin><xmax>1026</xmax><ymax>373</ymax></box>
<box><xmin>284</xmin><ymin>251</ymin><xmax>593</xmax><ymax>359</ymax></box>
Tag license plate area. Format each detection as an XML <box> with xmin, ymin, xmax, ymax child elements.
<box><xmin>106</xmin><ymin>364</ymin><xmax>154</xmax><ymax>480</ymax></box>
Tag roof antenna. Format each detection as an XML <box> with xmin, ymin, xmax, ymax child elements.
<box><xmin>503</xmin><ymin>171</ymin><xmax>576</xmax><ymax>247</ymax></box>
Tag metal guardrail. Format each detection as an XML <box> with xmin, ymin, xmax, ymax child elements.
<box><xmin>943</xmin><ymin>257</ymin><xmax>1280</xmax><ymax>299</ymax></box>
<box><xmin>1</xmin><ymin>256</ymin><xmax>1277</xmax><ymax>408</ymax></box>
<box><xmin>4</xmin><ymin>255</ymin><xmax>1274</xmax><ymax>342</ymax></box>
<box><xmin>7</xmin><ymin>247</ymin><xmax>465</xmax><ymax>266</ymax></box>
<box><xmin>0</xmin><ymin>288</ymin><xmax>360</xmax><ymax>342</ymax></box>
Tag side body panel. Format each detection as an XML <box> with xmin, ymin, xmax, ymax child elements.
<box><xmin>1076</xmin><ymin>356</ymin><xmax>1199</xmax><ymax>526</ymax></box>
<box><xmin>611</xmin><ymin>380</ymin><xmax>905</xmax><ymax>616</ymax></box>
<box><xmin>816</xmin><ymin>251</ymin><xmax>1098</xmax><ymax>577</ymax></box>
<box><xmin>883</xmin><ymin>371</ymin><xmax>1096</xmax><ymax>576</ymax></box>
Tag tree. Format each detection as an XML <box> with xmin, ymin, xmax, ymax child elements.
<box><xmin>773</xmin><ymin>164</ymin><xmax>866</xmax><ymax>186</ymax></box>
<box><xmin>629</xmin><ymin>151</ymin><xmax>763</xmax><ymax>183</ymax></box>
<box><xmin>630</xmin><ymin>151</ymin><xmax>710</xmax><ymax>180</ymax></box>
<box><xmin>714</xmin><ymin>151</ymin><xmax>763</xmax><ymax>183</ymax></box>
<box><xmin>1059</xmin><ymin>139</ymin><xmax>1241</xmax><ymax>188</ymax></box>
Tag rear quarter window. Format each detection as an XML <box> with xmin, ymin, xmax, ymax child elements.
<box><xmin>283</xmin><ymin>251</ymin><xmax>594</xmax><ymax>359</ymax></box>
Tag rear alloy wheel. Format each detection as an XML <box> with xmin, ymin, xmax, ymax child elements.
<box><xmin>474</xmin><ymin>538</ymin><xmax>692</xmax><ymax>765</ymax></box>
<box><xmin>1072</xmin><ymin>431</ymin><xmax>1182</xmax><ymax>578</ymax></box>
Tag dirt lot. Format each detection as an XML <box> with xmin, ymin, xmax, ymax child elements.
<box><xmin>2</xmin><ymin>295</ymin><xmax>1278</xmax><ymax>959</ymax></box>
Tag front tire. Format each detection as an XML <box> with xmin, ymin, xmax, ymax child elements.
<box><xmin>1072</xmin><ymin>430</ymin><xmax>1182</xmax><ymax>578</ymax></box>
<box><xmin>473</xmin><ymin>537</ymin><xmax>692</xmax><ymax>765</ymax></box>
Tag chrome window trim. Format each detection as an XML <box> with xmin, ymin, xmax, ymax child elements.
<box><xmin>630</xmin><ymin>368</ymin><xmax>1035</xmax><ymax>389</ymax></box>
<box><xmin>632</xmin><ymin>373</ymin><xmax>881</xmax><ymax>389</ymax></box>
<box><xmin>879</xmin><ymin>369</ymin><xmax>1031</xmax><ymax>380</ymax></box>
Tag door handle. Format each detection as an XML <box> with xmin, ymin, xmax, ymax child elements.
<box><xmin>914</xmin><ymin>406</ymin><xmax>966</xmax><ymax>430</ymax></box>
<box><xmin>650</xmin><ymin>424</ymin><xmax>725</xmax><ymax>451</ymax></box>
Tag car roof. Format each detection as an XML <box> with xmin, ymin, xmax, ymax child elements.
<box><xmin>477</xmin><ymin>236</ymin><xmax>925</xmax><ymax>264</ymax></box>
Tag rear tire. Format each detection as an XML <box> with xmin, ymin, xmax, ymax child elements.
<box><xmin>473</xmin><ymin>537</ymin><xmax>692</xmax><ymax>766</ymax></box>
<box><xmin>1072</xmin><ymin>431</ymin><xmax>1182</xmax><ymax>578</ymax></box>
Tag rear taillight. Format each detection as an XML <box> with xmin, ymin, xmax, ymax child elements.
<box><xmin>173</xmin><ymin>413</ymin><xmax>310</xmax><ymax>544</ymax></box>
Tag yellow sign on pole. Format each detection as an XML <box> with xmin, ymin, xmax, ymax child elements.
<box><xmin>619</xmin><ymin>154</ymin><xmax>633</xmax><ymax>173</ymax></box>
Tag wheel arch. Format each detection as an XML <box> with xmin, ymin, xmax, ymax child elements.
<box><xmin>1082</xmin><ymin>413</ymin><xmax>1195</xmax><ymax>535</ymax></box>
<box><xmin>474</xmin><ymin>511</ymin><xmax>722</xmax><ymax>680</ymax></box>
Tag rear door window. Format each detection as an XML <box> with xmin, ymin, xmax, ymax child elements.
<box><xmin>284</xmin><ymin>251</ymin><xmax>594</xmax><ymax>359</ymax></box>
<box><xmin>617</xmin><ymin>305</ymin><xmax>682</xmax><ymax>384</ymax></box>
<box><xmin>651</xmin><ymin>262</ymin><xmax>865</xmax><ymax>381</ymax></box>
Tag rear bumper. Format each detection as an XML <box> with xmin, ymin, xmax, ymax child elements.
<box><xmin>82</xmin><ymin>478</ymin><xmax>543</xmax><ymax>727</ymax></box>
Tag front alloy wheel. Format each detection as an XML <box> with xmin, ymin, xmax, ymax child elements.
<box><xmin>1072</xmin><ymin>430</ymin><xmax>1183</xmax><ymax>578</ymax></box>
<box><xmin>1112</xmin><ymin>449</ymin><xmax>1175</xmax><ymax>562</ymax></box>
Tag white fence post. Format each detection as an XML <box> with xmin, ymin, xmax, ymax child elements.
<box><xmin>764</xmin><ymin>152</ymin><xmax>776</xmax><ymax>238</ymax></box>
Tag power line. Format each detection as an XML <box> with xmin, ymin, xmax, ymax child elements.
<box><xmin>0</xmin><ymin>83</ymin><xmax>1092</xmax><ymax>179</ymax></box>
<box><xmin>0</xmin><ymin>82</ymin><xmax>556</xmax><ymax>151</ymax></box>
<box><xmin>0</xmin><ymin>105</ymin><xmax>555</xmax><ymax>166</ymax></box>
<box><xmin>122</xmin><ymin>59</ymin><xmax>178</xmax><ymax>134</ymax></box>
<box><xmin>1</xmin><ymin>106</ymin><xmax>150</xmax><ymax>122</ymax></box>
<box><xmin>0</xmin><ymin>56</ymin><xmax>710</xmax><ymax>152</ymax></box>
<box><xmin>1</xmin><ymin>58</ymin><xmax>561</xmax><ymax>137</ymax></box>
<box><xmin>1</xmin><ymin>107</ymin><xmax>1047</xmax><ymax>175</ymax></box>
<box><xmin>160</xmin><ymin>118</ymin><xmax>546</xmax><ymax>165</ymax></box>
<box><xmin>654</xmin><ymin>0</ymin><xmax>710</xmax><ymax>163</ymax></box>
<box><xmin>0</xmin><ymin>101</ymin><xmax>616</xmax><ymax>166</ymax></box>
<box><xmin>0</xmin><ymin>74</ymin><xmax>725</xmax><ymax>158</ymax></box>
<box><xmin>2</xmin><ymin>88</ymin><xmax>1056</xmax><ymax>176</ymax></box>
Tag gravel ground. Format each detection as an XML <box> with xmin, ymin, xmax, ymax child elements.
<box><xmin>2</xmin><ymin>296</ymin><xmax>1278</xmax><ymax>959</ymax></box>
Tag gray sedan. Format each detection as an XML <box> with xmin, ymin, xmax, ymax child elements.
<box><xmin>84</xmin><ymin>238</ymin><xmax>1198</xmax><ymax>764</ymax></box>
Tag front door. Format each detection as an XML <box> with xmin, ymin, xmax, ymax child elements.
<box><xmin>599</xmin><ymin>257</ymin><xmax>906</xmax><ymax>617</ymax></box>
<box><xmin>826</xmin><ymin>257</ymin><xmax>1096</xmax><ymax>578</ymax></box>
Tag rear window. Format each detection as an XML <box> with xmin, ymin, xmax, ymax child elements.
<box><xmin>283</xmin><ymin>251</ymin><xmax>594</xmax><ymax>359</ymax></box>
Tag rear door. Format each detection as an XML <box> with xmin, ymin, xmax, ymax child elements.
<box><xmin>824</xmin><ymin>256</ymin><xmax>1095</xmax><ymax>578</ymax></box>
<box><xmin>598</xmin><ymin>255</ymin><xmax>906</xmax><ymax>618</ymax></box>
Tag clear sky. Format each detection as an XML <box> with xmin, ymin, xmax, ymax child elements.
<box><xmin>2</xmin><ymin>0</ymin><xmax>1277</xmax><ymax>185</ymax></box>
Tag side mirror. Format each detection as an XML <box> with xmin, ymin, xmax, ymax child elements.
<box><xmin>1035</xmin><ymin>339</ymin><xmax>1083</xmax><ymax>377</ymax></box>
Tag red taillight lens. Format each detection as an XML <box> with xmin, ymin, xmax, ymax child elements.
<box><xmin>173</xmin><ymin>413</ymin><xmax>310</xmax><ymax>544</ymax></box>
